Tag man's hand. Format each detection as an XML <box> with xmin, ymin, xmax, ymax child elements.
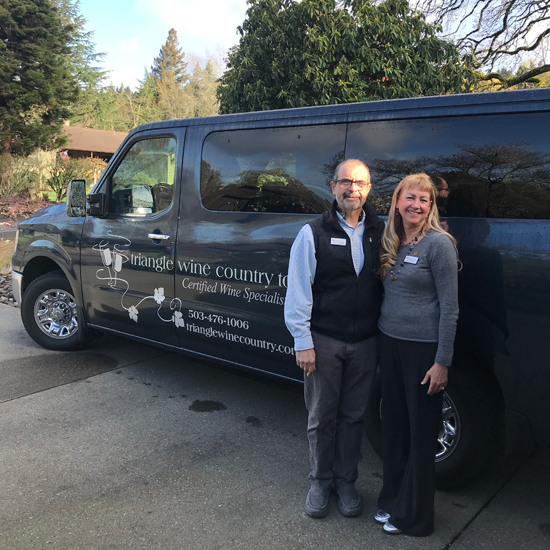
<box><xmin>296</xmin><ymin>348</ymin><xmax>316</xmax><ymax>377</ymax></box>
<box><xmin>421</xmin><ymin>363</ymin><xmax>448</xmax><ymax>395</ymax></box>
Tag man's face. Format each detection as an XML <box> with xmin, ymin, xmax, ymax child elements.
<box><xmin>330</xmin><ymin>162</ymin><xmax>372</xmax><ymax>215</ymax></box>
<box><xmin>437</xmin><ymin>179</ymin><xmax>450</xmax><ymax>198</ymax></box>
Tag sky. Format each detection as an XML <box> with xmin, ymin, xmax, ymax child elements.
<box><xmin>77</xmin><ymin>0</ymin><xmax>250</xmax><ymax>89</ymax></box>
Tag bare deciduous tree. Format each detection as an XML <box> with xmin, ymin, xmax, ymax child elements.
<box><xmin>412</xmin><ymin>0</ymin><xmax>550</xmax><ymax>85</ymax></box>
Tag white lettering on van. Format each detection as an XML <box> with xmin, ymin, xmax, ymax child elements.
<box><xmin>181</xmin><ymin>278</ymin><xmax>218</xmax><ymax>294</ymax></box>
<box><xmin>130</xmin><ymin>253</ymin><xmax>174</xmax><ymax>273</ymax></box>
<box><xmin>177</xmin><ymin>259</ymin><xmax>211</xmax><ymax>277</ymax></box>
<box><xmin>214</xmin><ymin>265</ymin><xmax>274</xmax><ymax>288</ymax></box>
<box><xmin>219</xmin><ymin>283</ymin><xmax>242</xmax><ymax>297</ymax></box>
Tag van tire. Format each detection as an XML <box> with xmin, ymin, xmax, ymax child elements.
<box><xmin>364</xmin><ymin>369</ymin><xmax>499</xmax><ymax>490</ymax></box>
<box><xmin>21</xmin><ymin>271</ymin><xmax>88</xmax><ymax>351</ymax></box>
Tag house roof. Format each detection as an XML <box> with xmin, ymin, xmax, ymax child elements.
<box><xmin>61</xmin><ymin>126</ymin><xmax>128</xmax><ymax>154</ymax></box>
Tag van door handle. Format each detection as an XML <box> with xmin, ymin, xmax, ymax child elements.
<box><xmin>148</xmin><ymin>233</ymin><xmax>170</xmax><ymax>240</ymax></box>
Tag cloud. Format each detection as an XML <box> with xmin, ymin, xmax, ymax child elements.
<box><xmin>136</xmin><ymin>0</ymin><xmax>247</xmax><ymax>51</ymax></box>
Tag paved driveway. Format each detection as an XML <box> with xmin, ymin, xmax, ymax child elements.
<box><xmin>0</xmin><ymin>303</ymin><xmax>548</xmax><ymax>550</ymax></box>
<box><xmin>0</xmin><ymin>217</ymin><xmax>19</xmax><ymax>240</ymax></box>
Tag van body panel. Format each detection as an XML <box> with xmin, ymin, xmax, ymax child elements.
<box><xmin>79</xmin><ymin>128</ymin><xmax>185</xmax><ymax>347</ymax></box>
<box><xmin>13</xmin><ymin>203</ymin><xmax>85</xmax><ymax>302</ymax></box>
<box><xmin>12</xmin><ymin>88</ymin><xmax>550</xmax><ymax>463</ymax></box>
<box><xmin>174</xmin><ymin>211</ymin><xmax>300</xmax><ymax>377</ymax></box>
<box><xmin>343</xmin><ymin>107</ymin><xmax>550</xmax><ymax>448</ymax></box>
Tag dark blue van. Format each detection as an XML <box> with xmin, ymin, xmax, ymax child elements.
<box><xmin>12</xmin><ymin>89</ymin><xmax>550</xmax><ymax>488</ymax></box>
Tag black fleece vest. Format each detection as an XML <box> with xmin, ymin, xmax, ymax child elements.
<box><xmin>308</xmin><ymin>202</ymin><xmax>384</xmax><ymax>343</ymax></box>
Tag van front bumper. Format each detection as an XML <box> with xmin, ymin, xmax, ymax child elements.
<box><xmin>11</xmin><ymin>270</ymin><xmax>23</xmax><ymax>306</ymax></box>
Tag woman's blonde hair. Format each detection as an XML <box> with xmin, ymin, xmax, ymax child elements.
<box><xmin>379</xmin><ymin>173</ymin><xmax>459</xmax><ymax>279</ymax></box>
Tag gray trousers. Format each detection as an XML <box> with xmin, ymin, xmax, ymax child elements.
<box><xmin>304</xmin><ymin>331</ymin><xmax>377</xmax><ymax>487</ymax></box>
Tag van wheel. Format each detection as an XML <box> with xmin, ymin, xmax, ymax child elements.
<box><xmin>364</xmin><ymin>369</ymin><xmax>499</xmax><ymax>490</ymax></box>
<box><xmin>21</xmin><ymin>272</ymin><xmax>87</xmax><ymax>351</ymax></box>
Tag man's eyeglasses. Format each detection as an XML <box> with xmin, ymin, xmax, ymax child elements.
<box><xmin>336</xmin><ymin>179</ymin><xmax>370</xmax><ymax>190</ymax></box>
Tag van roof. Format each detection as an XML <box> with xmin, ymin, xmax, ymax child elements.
<box><xmin>128</xmin><ymin>88</ymin><xmax>550</xmax><ymax>137</ymax></box>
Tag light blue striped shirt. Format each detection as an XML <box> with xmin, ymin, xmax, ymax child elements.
<box><xmin>284</xmin><ymin>211</ymin><xmax>366</xmax><ymax>351</ymax></box>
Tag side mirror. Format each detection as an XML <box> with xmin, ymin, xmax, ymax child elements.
<box><xmin>87</xmin><ymin>192</ymin><xmax>107</xmax><ymax>217</ymax></box>
<box><xmin>66</xmin><ymin>179</ymin><xmax>86</xmax><ymax>217</ymax></box>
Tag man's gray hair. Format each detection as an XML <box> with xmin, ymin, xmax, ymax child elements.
<box><xmin>333</xmin><ymin>159</ymin><xmax>370</xmax><ymax>183</ymax></box>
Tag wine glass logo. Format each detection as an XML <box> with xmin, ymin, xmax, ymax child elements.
<box><xmin>99</xmin><ymin>246</ymin><xmax>124</xmax><ymax>273</ymax></box>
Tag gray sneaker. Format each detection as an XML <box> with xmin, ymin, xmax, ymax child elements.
<box><xmin>305</xmin><ymin>481</ymin><xmax>330</xmax><ymax>518</ymax></box>
<box><xmin>334</xmin><ymin>481</ymin><xmax>362</xmax><ymax>517</ymax></box>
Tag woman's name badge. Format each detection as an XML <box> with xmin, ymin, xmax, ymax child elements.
<box><xmin>404</xmin><ymin>255</ymin><xmax>419</xmax><ymax>264</ymax></box>
<box><xmin>331</xmin><ymin>238</ymin><xmax>346</xmax><ymax>246</ymax></box>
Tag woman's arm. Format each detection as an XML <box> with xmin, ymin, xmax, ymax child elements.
<box><xmin>430</xmin><ymin>234</ymin><xmax>459</xmax><ymax>368</ymax></box>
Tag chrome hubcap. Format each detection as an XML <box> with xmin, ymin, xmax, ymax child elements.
<box><xmin>436</xmin><ymin>392</ymin><xmax>461</xmax><ymax>462</ymax></box>
<box><xmin>34</xmin><ymin>288</ymin><xmax>78</xmax><ymax>340</ymax></box>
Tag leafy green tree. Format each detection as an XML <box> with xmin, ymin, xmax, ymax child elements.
<box><xmin>218</xmin><ymin>0</ymin><xmax>476</xmax><ymax>114</ymax></box>
<box><xmin>0</xmin><ymin>0</ymin><xmax>80</xmax><ymax>155</ymax></box>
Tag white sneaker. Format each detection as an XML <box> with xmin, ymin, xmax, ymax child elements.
<box><xmin>383</xmin><ymin>521</ymin><xmax>402</xmax><ymax>534</ymax></box>
<box><xmin>374</xmin><ymin>509</ymin><xmax>390</xmax><ymax>524</ymax></box>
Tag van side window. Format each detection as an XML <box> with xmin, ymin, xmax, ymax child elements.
<box><xmin>109</xmin><ymin>137</ymin><xmax>177</xmax><ymax>215</ymax></box>
<box><xmin>347</xmin><ymin>114</ymin><xmax>550</xmax><ymax>219</ymax></box>
<box><xmin>201</xmin><ymin>125</ymin><xmax>346</xmax><ymax>213</ymax></box>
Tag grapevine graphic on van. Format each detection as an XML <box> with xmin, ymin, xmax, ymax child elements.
<box><xmin>92</xmin><ymin>231</ymin><xmax>185</xmax><ymax>328</ymax></box>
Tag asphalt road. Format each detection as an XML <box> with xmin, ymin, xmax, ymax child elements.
<box><xmin>1</xmin><ymin>303</ymin><xmax>549</xmax><ymax>550</ymax></box>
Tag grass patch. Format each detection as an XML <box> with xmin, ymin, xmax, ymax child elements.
<box><xmin>0</xmin><ymin>239</ymin><xmax>14</xmax><ymax>275</ymax></box>
<box><xmin>43</xmin><ymin>191</ymin><xmax>63</xmax><ymax>202</ymax></box>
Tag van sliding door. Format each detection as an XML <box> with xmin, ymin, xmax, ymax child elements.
<box><xmin>173</xmin><ymin>122</ymin><xmax>347</xmax><ymax>378</ymax></box>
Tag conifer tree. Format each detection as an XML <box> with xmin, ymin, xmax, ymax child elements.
<box><xmin>151</xmin><ymin>29</ymin><xmax>190</xmax><ymax>120</ymax></box>
<box><xmin>0</xmin><ymin>0</ymin><xmax>79</xmax><ymax>154</ymax></box>
<box><xmin>185</xmin><ymin>61</ymin><xmax>219</xmax><ymax>118</ymax></box>
<box><xmin>133</xmin><ymin>71</ymin><xmax>162</xmax><ymax>126</ymax></box>
<box><xmin>56</xmin><ymin>0</ymin><xmax>107</xmax><ymax>128</ymax></box>
<box><xmin>151</xmin><ymin>28</ymin><xmax>188</xmax><ymax>84</ymax></box>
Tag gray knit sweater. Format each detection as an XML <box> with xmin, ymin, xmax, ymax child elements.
<box><xmin>378</xmin><ymin>230</ymin><xmax>459</xmax><ymax>366</ymax></box>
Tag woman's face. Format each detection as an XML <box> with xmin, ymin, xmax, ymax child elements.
<box><xmin>396</xmin><ymin>187</ymin><xmax>432</xmax><ymax>228</ymax></box>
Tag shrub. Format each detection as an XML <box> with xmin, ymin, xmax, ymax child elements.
<box><xmin>46</xmin><ymin>155</ymin><xmax>107</xmax><ymax>200</ymax></box>
<box><xmin>72</xmin><ymin>157</ymin><xmax>107</xmax><ymax>190</ymax></box>
<box><xmin>46</xmin><ymin>155</ymin><xmax>81</xmax><ymax>201</ymax></box>
<box><xmin>0</xmin><ymin>152</ymin><xmax>56</xmax><ymax>198</ymax></box>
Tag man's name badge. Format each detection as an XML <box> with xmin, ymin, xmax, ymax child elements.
<box><xmin>404</xmin><ymin>255</ymin><xmax>419</xmax><ymax>264</ymax></box>
<box><xmin>331</xmin><ymin>238</ymin><xmax>346</xmax><ymax>246</ymax></box>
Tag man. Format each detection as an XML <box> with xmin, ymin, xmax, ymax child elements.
<box><xmin>284</xmin><ymin>159</ymin><xmax>384</xmax><ymax>518</ymax></box>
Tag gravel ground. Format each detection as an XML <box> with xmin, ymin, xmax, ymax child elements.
<box><xmin>0</xmin><ymin>273</ymin><xmax>18</xmax><ymax>307</ymax></box>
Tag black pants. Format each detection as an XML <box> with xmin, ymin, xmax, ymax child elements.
<box><xmin>378</xmin><ymin>332</ymin><xmax>443</xmax><ymax>537</ymax></box>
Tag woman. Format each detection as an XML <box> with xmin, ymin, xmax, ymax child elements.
<box><xmin>374</xmin><ymin>173</ymin><xmax>459</xmax><ymax>536</ymax></box>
